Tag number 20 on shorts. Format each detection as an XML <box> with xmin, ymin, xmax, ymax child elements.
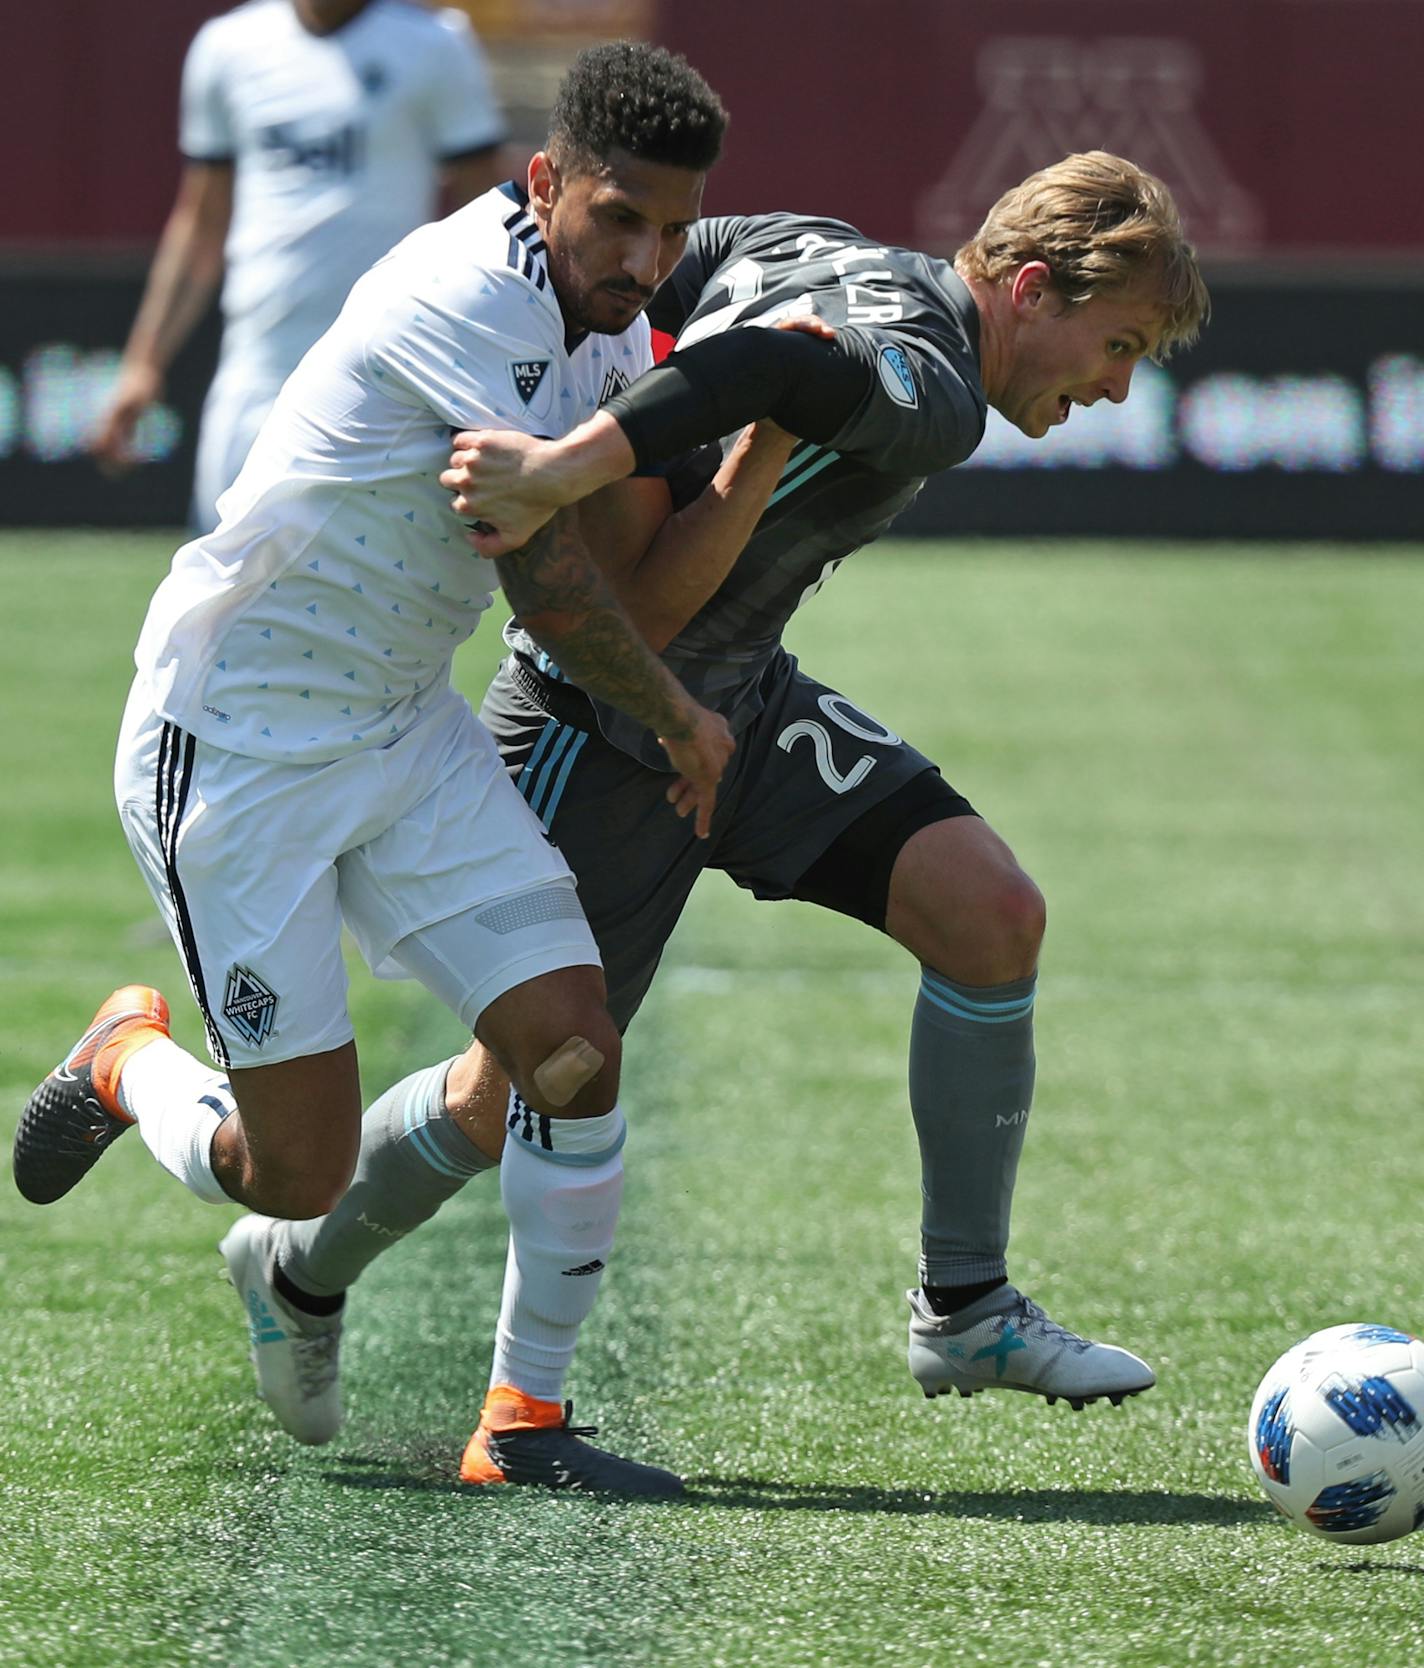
<box><xmin>776</xmin><ymin>694</ymin><xmax>901</xmax><ymax>794</ymax></box>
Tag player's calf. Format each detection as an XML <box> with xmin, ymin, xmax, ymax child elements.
<box><xmin>215</xmin><ymin>1044</ymin><xmax>365</xmax><ymax>1217</ymax></box>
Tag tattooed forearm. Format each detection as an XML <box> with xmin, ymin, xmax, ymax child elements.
<box><xmin>495</xmin><ymin>510</ymin><xmax>695</xmax><ymax>740</ymax></box>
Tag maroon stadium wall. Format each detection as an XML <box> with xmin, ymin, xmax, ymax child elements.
<box><xmin>656</xmin><ymin>0</ymin><xmax>1424</xmax><ymax>263</ymax></box>
<box><xmin>4</xmin><ymin>0</ymin><xmax>216</xmax><ymax>248</ymax></box>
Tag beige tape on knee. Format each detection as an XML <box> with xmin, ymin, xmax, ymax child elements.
<box><xmin>532</xmin><ymin>1036</ymin><xmax>605</xmax><ymax>1108</ymax></box>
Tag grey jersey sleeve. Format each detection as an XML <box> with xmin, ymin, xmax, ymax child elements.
<box><xmin>817</xmin><ymin>324</ymin><xmax>986</xmax><ymax>475</ymax></box>
<box><xmin>633</xmin><ymin>216</ymin><xmax>987</xmax><ymax>478</ymax></box>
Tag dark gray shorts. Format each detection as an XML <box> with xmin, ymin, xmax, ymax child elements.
<box><xmin>479</xmin><ymin>650</ymin><xmax>973</xmax><ymax>1030</ymax></box>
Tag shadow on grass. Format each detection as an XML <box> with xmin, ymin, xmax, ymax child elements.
<box><xmin>1326</xmin><ymin>1560</ymin><xmax>1424</xmax><ymax>1577</ymax></box>
<box><xmin>682</xmin><ymin>1476</ymin><xmax>1269</xmax><ymax>1524</ymax></box>
<box><xmin>323</xmin><ymin>1453</ymin><xmax>1267</xmax><ymax>1524</ymax></box>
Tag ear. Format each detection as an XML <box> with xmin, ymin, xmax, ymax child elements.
<box><xmin>1009</xmin><ymin>261</ymin><xmax>1055</xmax><ymax>317</ymax></box>
<box><xmin>528</xmin><ymin>151</ymin><xmax>559</xmax><ymax>221</ymax></box>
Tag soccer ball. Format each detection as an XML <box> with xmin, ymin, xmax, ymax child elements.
<box><xmin>1248</xmin><ymin>1323</ymin><xmax>1424</xmax><ymax>1545</ymax></box>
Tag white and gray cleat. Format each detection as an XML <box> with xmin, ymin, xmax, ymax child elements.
<box><xmin>220</xmin><ymin>1213</ymin><xmax>344</xmax><ymax>1445</ymax></box>
<box><xmin>907</xmin><ymin>1284</ymin><xmax>1155</xmax><ymax>1410</ymax></box>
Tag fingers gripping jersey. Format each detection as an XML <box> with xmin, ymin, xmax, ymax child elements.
<box><xmin>518</xmin><ymin>213</ymin><xmax>988</xmax><ymax>768</ymax></box>
<box><xmin>135</xmin><ymin>184</ymin><xmax>653</xmax><ymax>764</ymax></box>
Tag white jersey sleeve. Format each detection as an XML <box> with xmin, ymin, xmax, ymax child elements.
<box><xmin>364</xmin><ymin>266</ymin><xmax>569</xmax><ymax>436</ymax></box>
<box><xmin>425</xmin><ymin>9</ymin><xmax>505</xmax><ymax>158</ymax></box>
<box><xmin>178</xmin><ymin>18</ymin><xmax>236</xmax><ymax>163</ymax></box>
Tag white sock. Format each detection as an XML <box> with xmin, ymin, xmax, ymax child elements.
<box><xmin>118</xmin><ymin>1037</ymin><xmax>236</xmax><ymax>1205</ymax></box>
<box><xmin>490</xmin><ymin>1102</ymin><xmax>626</xmax><ymax>1401</ymax></box>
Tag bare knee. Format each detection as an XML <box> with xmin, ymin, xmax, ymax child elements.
<box><xmin>887</xmin><ymin>820</ymin><xmax>1046</xmax><ymax>984</ymax></box>
<box><xmin>992</xmin><ymin>867</ymin><xmax>1047</xmax><ymax>972</ymax></box>
<box><xmin>477</xmin><ymin>972</ymin><xmax>623</xmax><ymax>1118</ymax></box>
<box><xmin>513</xmin><ymin>1014</ymin><xmax>621</xmax><ymax>1117</ymax></box>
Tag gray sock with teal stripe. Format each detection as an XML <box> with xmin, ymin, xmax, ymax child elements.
<box><xmin>275</xmin><ymin>1056</ymin><xmax>494</xmax><ymax>1300</ymax></box>
<box><xmin>909</xmin><ymin>969</ymin><xmax>1037</xmax><ymax>1290</ymax></box>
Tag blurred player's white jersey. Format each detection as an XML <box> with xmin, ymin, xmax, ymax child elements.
<box><xmin>134</xmin><ymin>184</ymin><xmax>653</xmax><ymax>765</ymax></box>
<box><xmin>183</xmin><ymin>0</ymin><xmax>503</xmax><ymax>379</ymax></box>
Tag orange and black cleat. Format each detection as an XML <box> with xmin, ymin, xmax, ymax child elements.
<box><xmin>13</xmin><ymin>986</ymin><xmax>170</xmax><ymax>1204</ymax></box>
<box><xmin>460</xmin><ymin>1384</ymin><xmax>684</xmax><ymax>1496</ymax></box>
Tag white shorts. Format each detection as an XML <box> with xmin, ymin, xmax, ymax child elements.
<box><xmin>114</xmin><ymin>680</ymin><xmax>600</xmax><ymax>1070</ymax></box>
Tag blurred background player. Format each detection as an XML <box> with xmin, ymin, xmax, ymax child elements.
<box><xmin>224</xmin><ymin>154</ymin><xmax>1209</xmax><ymax>1477</ymax></box>
<box><xmin>90</xmin><ymin>0</ymin><xmax>507</xmax><ymax>532</ymax></box>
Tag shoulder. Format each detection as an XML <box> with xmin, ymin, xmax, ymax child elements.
<box><xmin>186</xmin><ymin>0</ymin><xmax>281</xmax><ymax>58</ymax></box>
<box><xmin>717</xmin><ymin>212</ymin><xmax>868</xmax><ymax>258</ymax></box>
<box><xmin>361</xmin><ymin>199</ymin><xmax>563</xmax><ymax>344</ymax></box>
<box><xmin>181</xmin><ymin>1</ymin><xmax>277</xmax><ymax>109</ymax></box>
<box><xmin>429</xmin><ymin>5</ymin><xmax>481</xmax><ymax>45</ymax></box>
<box><xmin>446</xmin><ymin>186</ymin><xmax>559</xmax><ymax>308</ymax></box>
<box><xmin>360</xmin><ymin>0</ymin><xmax>473</xmax><ymax>51</ymax></box>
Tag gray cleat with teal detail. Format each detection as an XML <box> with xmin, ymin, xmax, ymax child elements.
<box><xmin>907</xmin><ymin>1284</ymin><xmax>1155</xmax><ymax>1410</ymax></box>
<box><xmin>220</xmin><ymin>1213</ymin><xmax>344</xmax><ymax>1445</ymax></box>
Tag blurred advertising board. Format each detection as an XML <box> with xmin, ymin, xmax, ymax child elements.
<box><xmin>0</xmin><ymin>266</ymin><xmax>1417</xmax><ymax>536</ymax></box>
<box><xmin>0</xmin><ymin>266</ymin><xmax>218</xmax><ymax>528</ymax></box>
<box><xmin>898</xmin><ymin>280</ymin><xmax>1424</xmax><ymax>540</ymax></box>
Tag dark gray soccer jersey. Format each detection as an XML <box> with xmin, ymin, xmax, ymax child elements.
<box><xmin>509</xmin><ymin>212</ymin><xmax>987</xmax><ymax>768</ymax></box>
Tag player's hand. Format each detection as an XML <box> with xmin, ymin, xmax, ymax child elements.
<box><xmin>658</xmin><ymin>704</ymin><xmax>735</xmax><ymax>840</ymax></box>
<box><xmin>773</xmin><ymin>313</ymin><xmax>837</xmax><ymax>343</ymax></box>
<box><xmin>743</xmin><ymin>416</ymin><xmax>799</xmax><ymax>458</ymax></box>
<box><xmin>441</xmin><ymin>430</ymin><xmax>565</xmax><ymax>556</ymax></box>
<box><xmin>90</xmin><ymin>364</ymin><xmax>164</xmax><ymax>475</ymax></box>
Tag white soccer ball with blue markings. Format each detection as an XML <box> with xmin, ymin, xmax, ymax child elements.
<box><xmin>1248</xmin><ymin>1323</ymin><xmax>1424</xmax><ymax>1545</ymax></box>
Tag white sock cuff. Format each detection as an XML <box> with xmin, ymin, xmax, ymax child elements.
<box><xmin>507</xmin><ymin>1096</ymin><xmax>625</xmax><ymax>1164</ymax></box>
<box><xmin>122</xmin><ymin>1037</ymin><xmax>235</xmax><ymax>1204</ymax></box>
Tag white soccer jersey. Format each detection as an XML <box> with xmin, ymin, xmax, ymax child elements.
<box><xmin>181</xmin><ymin>0</ymin><xmax>503</xmax><ymax>380</ymax></box>
<box><xmin>133</xmin><ymin>184</ymin><xmax>653</xmax><ymax>764</ymax></box>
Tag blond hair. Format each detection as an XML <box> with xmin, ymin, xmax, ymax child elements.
<box><xmin>956</xmin><ymin>151</ymin><xmax>1209</xmax><ymax>360</ymax></box>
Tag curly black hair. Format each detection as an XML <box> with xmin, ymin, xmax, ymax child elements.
<box><xmin>547</xmin><ymin>41</ymin><xmax>727</xmax><ymax>176</ymax></box>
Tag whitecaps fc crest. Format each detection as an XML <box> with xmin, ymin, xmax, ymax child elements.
<box><xmin>223</xmin><ymin>965</ymin><xmax>279</xmax><ymax>1048</ymax></box>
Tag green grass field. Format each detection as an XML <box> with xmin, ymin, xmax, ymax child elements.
<box><xmin>2</xmin><ymin>531</ymin><xmax>1423</xmax><ymax>1668</ymax></box>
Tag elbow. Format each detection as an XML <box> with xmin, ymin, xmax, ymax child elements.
<box><xmin>516</xmin><ymin>606</ymin><xmax>582</xmax><ymax>650</ymax></box>
<box><xmin>523</xmin><ymin>599</ymin><xmax>668</xmax><ymax>656</ymax></box>
<box><xmin>637</xmin><ymin>617</ymin><xmax>678</xmax><ymax>655</ymax></box>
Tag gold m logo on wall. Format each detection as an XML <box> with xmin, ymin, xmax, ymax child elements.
<box><xmin>916</xmin><ymin>37</ymin><xmax>1263</xmax><ymax>256</ymax></box>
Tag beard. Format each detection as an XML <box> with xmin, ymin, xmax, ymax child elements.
<box><xmin>551</xmin><ymin>252</ymin><xmax>653</xmax><ymax>337</ymax></box>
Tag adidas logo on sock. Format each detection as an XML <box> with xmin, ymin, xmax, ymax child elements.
<box><xmin>247</xmin><ymin>1289</ymin><xmax>287</xmax><ymax>1344</ymax></box>
<box><xmin>560</xmin><ymin>1259</ymin><xmax>605</xmax><ymax>1277</ymax></box>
